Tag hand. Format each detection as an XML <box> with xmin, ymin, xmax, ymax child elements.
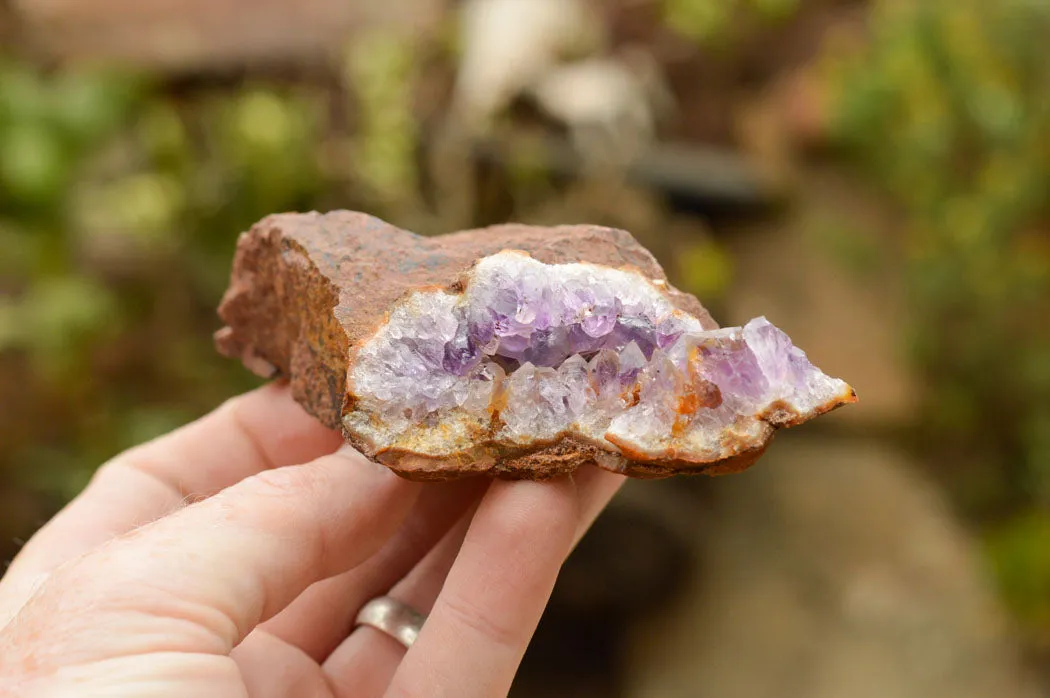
<box><xmin>0</xmin><ymin>384</ymin><xmax>624</xmax><ymax>697</ymax></box>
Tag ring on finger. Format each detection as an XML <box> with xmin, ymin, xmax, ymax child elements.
<box><xmin>354</xmin><ymin>596</ymin><xmax>427</xmax><ymax>648</ymax></box>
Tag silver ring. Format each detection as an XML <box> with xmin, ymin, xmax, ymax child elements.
<box><xmin>355</xmin><ymin>596</ymin><xmax>426</xmax><ymax>648</ymax></box>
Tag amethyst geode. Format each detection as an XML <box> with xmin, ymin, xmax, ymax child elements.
<box><xmin>216</xmin><ymin>211</ymin><xmax>856</xmax><ymax>480</ymax></box>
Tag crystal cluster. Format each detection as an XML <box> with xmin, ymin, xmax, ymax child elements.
<box><xmin>346</xmin><ymin>251</ymin><xmax>855</xmax><ymax>465</ymax></box>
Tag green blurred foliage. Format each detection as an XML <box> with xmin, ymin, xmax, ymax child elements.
<box><xmin>985</xmin><ymin>510</ymin><xmax>1050</xmax><ymax>643</ymax></box>
<box><xmin>0</xmin><ymin>42</ymin><xmax>425</xmax><ymax>513</ymax></box>
<box><xmin>663</xmin><ymin>0</ymin><xmax>799</xmax><ymax>44</ymax></box>
<box><xmin>826</xmin><ymin>0</ymin><xmax>1050</xmax><ymax>634</ymax></box>
<box><xmin>676</xmin><ymin>238</ymin><xmax>733</xmax><ymax>300</ymax></box>
<box><xmin>345</xmin><ymin>33</ymin><xmax>421</xmax><ymax>208</ymax></box>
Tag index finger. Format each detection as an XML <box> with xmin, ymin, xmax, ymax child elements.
<box><xmin>4</xmin><ymin>447</ymin><xmax>421</xmax><ymax>676</ymax></box>
<box><xmin>0</xmin><ymin>383</ymin><xmax>341</xmax><ymax>622</ymax></box>
<box><xmin>383</xmin><ymin>467</ymin><xmax>625</xmax><ymax>698</ymax></box>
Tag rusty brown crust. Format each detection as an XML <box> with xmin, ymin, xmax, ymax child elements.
<box><xmin>215</xmin><ymin>210</ymin><xmax>780</xmax><ymax>480</ymax></box>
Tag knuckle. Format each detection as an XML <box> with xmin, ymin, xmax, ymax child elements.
<box><xmin>237</xmin><ymin>463</ymin><xmax>335</xmax><ymax>569</ymax></box>
<box><xmin>90</xmin><ymin>447</ymin><xmax>150</xmax><ymax>485</ymax></box>
<box><xmin>487</xmin><ymin>482</ymin><xmax>580</xmax><ymax>543</ymax></box>
<box><xmin>246</xmin><ymin>464</ymin><xmax>319</xmax><ymax>500</ymax></box>
<box><xmin>90</xmin><ymin>450</ymin><xmax>188</xmax><ymax>503</ymax></box>
<box><xmin>223</xmin><ymin>394</ymin><xmax>277</xmax><ymax>471</ymax></box>
<box><xmin>439</xmin><ymin>592</ymin><xmax>521</xmax><ymax>650</ymax></box>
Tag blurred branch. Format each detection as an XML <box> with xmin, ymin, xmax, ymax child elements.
<box><xmin>472</xmin><ymin>133</ymin><xmax>779</xmax><ymax>214</ymax></box>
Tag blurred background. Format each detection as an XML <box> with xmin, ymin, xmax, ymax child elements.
<box><xmin>1</xmin><ymin>0</ymin><xmax>1049</xmax><ymax>695</ymax></box>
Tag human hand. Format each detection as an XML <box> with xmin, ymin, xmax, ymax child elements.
<box><xmin>0</xmin><ymin>384</ymin><xmax>624</xmax><ymax>697</ymax></box>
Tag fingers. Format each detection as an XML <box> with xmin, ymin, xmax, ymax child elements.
<box><xmin>0</xmin><ymin>384</ymin><xmax>341</xmax><ymax>624</ymax></box>
<box><xmin>240</xmin><ymin>466</ymin><xmax>625</xmax><ymax>698</ymax></box>
<box><xmin>253</xmin><ymin>465</ymin><xmax>622</xmax><ymax>664</ymax></box>
<box><xmin>231</xmin><ymin>631</ymin><xmax>336</xmax><ymax>698</ymax></box>
<box><xmin>3</xmin><ymin>447</ymin><xmax>421</xmax><ymax>674</ymax></box>
<box><xmin>354</xmin><ymin>466</ymin><xmax>624</xmax><ymax>698</ymax></box>
<box><xmin>233</xmin><ymin>511</ymin><xmax>475</xmax><ymax>698</ymax></box>
<box><xmin>258</xmin><ymin>478</ymin><xmax>488</xmax><ymax>660</ymax></box>
<box><xmin>229</xmin><ymin>488</ymin><xmax>484</xmax><ymax>698</ymax></box>
<box><xmin>382</xmin><ymin>478</ymin><xmax>580</xmax><ymax>698</ymax></box>
<box><xmin>569</xmin><ymin>465</ymin><xmax>627</xmax><ymax>548</ymax></box>
<box><xmin>321</xmin><ymin>513</ymin><xmax>473</xmax><ymax>697</ymax></box>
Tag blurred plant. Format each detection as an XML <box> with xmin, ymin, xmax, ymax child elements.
<box><xmin>825</xmin><ymin>0</ymin><xmax>1050</xmax><ymax>634</ymax></box>
<box><xmin>343</xmin><ymin>32</ymin><xmax>422</xmax><ymax>212</ymax></box>
<box><xmin>0</xmin><ymin>59</ymin><xmax>142</xmax><ymax>380</ymax></box>
<box><xmin>0</xmin><ymin>56</ymin><xmax>334</xmax><ymax>514</ymax></box>
<box><xmin>0</xmin><ymin>63</ymin><xmax>142</xmax><ymax>212</ymax></box>
<box><xmin>663</xmin><ymin>0</ymin><xmax>799</xmax><ymax>44</ymax></box>
<box><xmin>676</xmin><ymin>238</ymin><xmax>733</xmax><ymax>301</ymax></box>
<box><xmin>985</xmin><ymin>510</ymin><xmax>1050</xmax><ymax>644</ymax></box>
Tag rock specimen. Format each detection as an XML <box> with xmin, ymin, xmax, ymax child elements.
<box><xmin>216</xmin><ymin>211</ymin><xmax>856</xmax><ymax>479</ymax></box>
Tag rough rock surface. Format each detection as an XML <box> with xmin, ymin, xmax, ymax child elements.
<box><xmin>216</xmin><ymin>211</ymin><xmax>855</xmax><ymax>480</ymax></box>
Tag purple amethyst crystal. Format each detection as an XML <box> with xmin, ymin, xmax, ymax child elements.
<box><xmin>442</xmin><ymin>320</ymin><xmax>482</xmax><ymax>374</ymax></box>
<box><xmin>587</xmin><ymin>349</ymin><xmax>620</xmax><ymax>397</ymax></box>
<box><xmin>345</xmin><ymin>251</ymin><xmax>856</xmax><ymax>472</ymax></box>
<box><xmin>617</xmin><ymin>341</ymin><xmax>648</xmax><ymax>387</ymax></box>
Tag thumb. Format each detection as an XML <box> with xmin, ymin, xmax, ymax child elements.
<box><xmin>4</xmin><ymin>447</ymin><xmax>420</xmax><ymax>674</ymax></box>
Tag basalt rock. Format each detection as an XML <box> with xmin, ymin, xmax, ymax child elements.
<box><xmin>216</xmin><ymin>211</ymin><xmax>856</xmax><ymax>480</ymax></box>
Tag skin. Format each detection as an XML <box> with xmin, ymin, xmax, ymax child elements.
<box><xmin>0</xmin><ymin>383</ymin><xmax>624</xmax><ymax>697</ymax></box>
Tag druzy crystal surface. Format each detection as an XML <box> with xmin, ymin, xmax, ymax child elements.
<box><xmin>345</xmin><ymin>251</ymin><xmax>855</xmax><ymax>468</ymax></box>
